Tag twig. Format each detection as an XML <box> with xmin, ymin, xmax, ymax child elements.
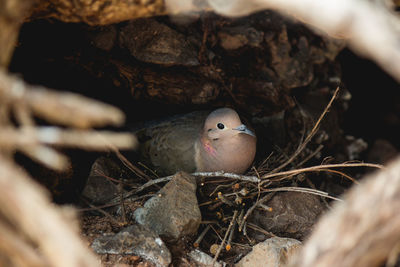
<box><xmin>239</xmin><ymin>193</ymin><xmax>275</xmax><ymax>232</ymax></box>
<box><xmin>193</xmin><ymin>171</ymin><xmax>260</xmax><ymax>183</ymax></box>
<box><xmin>77</xmin><ymin>193</ymin><xmax>153</xmax><ymax>212</ymax></box>
<box><xmin>270</xmin><ymin>87</ymin><xmax>340</xmax><ymax>174</ymax></box>
<box><xmin>295</xmin><ymin>144</ymin><xmax>324</xmax><ymax>168</ymax></box>
<box><xmin>226</xmin><ymin>214</ymin><xmax>238</xmax><ymax>251</ymax></box>
<box><xmin>261</xmin><ymin>162</ymin><xmax>383</xmax><ymax>184</ymax></box>
<box><xmin>118</xmin><ymin>182</ymin><xmax>127</xmax><ymax>225</ymax></box>
<box><xmin>109</xmin><ymin>145</ymin><xmax>151</xmax><ymax>181</ymax></box>
<box><xmin>194</xmin><ymin>225</ymin><xmax>211</xmax><ymax>247</ymax></box>
<box><xmin>114</xmin><ymin>176</ymin><xmax>172</xmax><ymax>202</ymax></box>
<box><xmin>81</xmin><ymin>198</ymin><xmax>123</xmax><ymax>226</ymax></box>
<box><xmin>246</xmin><ymin>222</ymin><xmax>277</xmax><ymax>238</ymax></box>
<box><xmin>260</xmin><ymin>187</ymin><xmax>342</xmax><ymax>201</ymax></box>
<box><xmin>212</xmin><ymin>210</ymin><xmax>238</xmax><ymax>266</ymax></box>
<box><xmin>290</xmin><ymin>157</ymin><xmax>400</xmax><ymax>267</ymax></box>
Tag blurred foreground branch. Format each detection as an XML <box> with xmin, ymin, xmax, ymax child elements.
<box><xmin>0</xmin><ymin>69</ymin><xmax>136</xmax><ymax>266</ymax></box>
<box><xmin>290</xmin><ymin>156</ymin><xmax>400</xmax><ymax>267</ymax></box>
<box><xmin>0</xmin><ymin>70</ymin><xmax>136</xmax><ymax>170</ymax></box>
<box><xmin>0</xmin><ymin>155</ymin><xmax>98</xmax><ymax>267</ymax></box>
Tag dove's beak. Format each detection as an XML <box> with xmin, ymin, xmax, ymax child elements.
<box><xmin>233</xmin><ymin>124</ymin><xmax>256</xmax><ymax>137</ymax></box>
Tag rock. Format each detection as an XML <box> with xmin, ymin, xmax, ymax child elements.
<box><xmin>345</xmin><ymin>135</ymin><xmax>368</xmax><ymax>160</ymax></box>
<box><xmin>249</xmin><ymin>192</ymin><xmax>325</xmax><ymax>240</ymax></box>
<box><xmin>235</xmin><ymin>237</ymin><xmax>301</xmax><ymax>267</ymax></box>
<box><xmin>119</xmin><ymin>18</ymin><xmax>199</xmax><ymax>66</ymax></box>
<box><xmin>92</xmin><ymin>224</ymin><xmax>171</xmax><ymax>267</ymax></box>
<box><xmin>88</xmin><ymin>25</ymin><xmax>117</xmax><ymax>51</ymax></box>
<box><xmin>81</xmin><ymin>156</ymin><xmax>125</xmax><ymax>204</ymax></box>
<box><xmin>134</xmin><ymin>172</ymin><xmax>201</xmax><ymax>240</ymax></box>
<box><xmin>81</xmin><ymin>174</ymin><xmax>120</xmax><ymax>204</ymax></box>
<box><xmin>367</xmin><ymin>139</ymin><xmax>398</xmax><ymax>164</ymax></box>
<box><xmin>187</xmin><ymin>249</ymin><xmax>223</xmax><ymax>267</ymax></box>
<box><xmin>218</xmin><ymin>26</ymin><xmax>264</xmax><ymax>50</ymax></box>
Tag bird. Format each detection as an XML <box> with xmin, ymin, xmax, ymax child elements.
<box><xmin>135</xmin><ymin>108</ymin><xmax>256</xmax><ymax>176</ymax></box>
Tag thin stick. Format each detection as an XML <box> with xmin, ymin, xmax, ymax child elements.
<box><xmin>115</xmin><ymin>176</ymin><xmax>172</xmax><ymax>202</ymax></box>
<box><xmin>261</xmin><ymin>162</ymin><xmax>383</xmax><ymax>184</ymax></box>
<box><xmin>80</xmin><ymin>199</ymin><xmax>123</xmax><ymax>226</ymax></box>
<box><xmin>212</xmin><ymin>210</ymin><xmax>238</xmax><ymax>266</ymax></box>
<box><xmin>295</xmin><ymin>144</ymin><xmax>324</xmax><ymax>168</ymax></box>
<box><xmin>193</xmin><ymin>225</ymin><xmax>211</xmax><ymax>247</ymax></box>
<box><xmin>118</xmin><ymin>182</ymin><xmax>127</xmax><ymax>225</ymax></box>
<box><xmin>226</xmin><ymin>214</ymin><xmax>238</xmax><ymax>251</ymax></box>
<box><xmin>239</xmin><ymin>193</ymin><xmax>275</xmax><ymax>232</ymax></box>
<box><xmin>110</xmin><ymin>145</ymin><xmax>151</xmax><ymax>181</ymax></box>
<box><xmin>193</xmin><ymin>171</ymin><xmax>260</xmax><ymax>183</ymax></box>
<box><xmin>246</xmin><ymin>222</ymin><xmax>277</xmax><ymax>238</ymax></box>
<box><xmin>270</xmin><ymin>87</ymin><xmax>340</xmax><ymax>174</ymax></box>
<box><xmin>261</xmin><ymin>187</ymin><xmax>342</xmax><ymax>201</ymax></box>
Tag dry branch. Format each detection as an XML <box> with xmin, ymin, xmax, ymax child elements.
<box><xmin>0</xmin><ymin>66</ymin><xmax>136</xmax><ymax>265</ymax></box>
<box><xmin>290</xmin><ymin>156</ymin><xmax>400</xmax><ymax>267</ymax></box>
<box><xmin>0</xmin><ymin>155</ymin><xmax>98</xmax><ymax>267</ymax></box>
<box><xmin>0</xmin><ymin>69</ymin><xmax>136</xmax><ymax>170</ymax></box>
<box><xmin>0</xmin><ymin>71</ymin><xmax>126</xmax><ymax>128</ymax></box>
<box><xmin>0</xmin><ymin>127</ymin><xmax>135</xmax><ymax>150</ymax></box>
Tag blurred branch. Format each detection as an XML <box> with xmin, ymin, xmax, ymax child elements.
<box><xmin>0</xmin><ymin>127</ymin><xmax>135</xmax><ymax>150</ymax></box>
<box><xmin>0</xmin><ymin>68</ymin><xmax>136</xmax><ymax>264</ymax></box>
<box><xmin>0</xmin><ymin>69</ymin><xmax>136</xmax><ymax>170</ymax></box>
<box><xmin>0</xmin><ymin>71</ymin><xmax>126</xmax><ymax>128</ymax></box>
<box><xmin>290</xmin><ymin>156</ymin><xmax>400</xmax><ymax>267</ymax></box>
<box><xmin>0</xmin><ymin>155</ymin><xmax>98</xmax><ymax>267</ymax></box>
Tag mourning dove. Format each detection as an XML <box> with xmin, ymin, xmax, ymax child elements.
<box><xmin>136</xmin><ymin>108</ymin><xmax>256</xmax><ymax>175</ymax></box>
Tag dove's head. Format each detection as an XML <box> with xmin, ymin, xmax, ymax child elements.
<box><xmin>198</xmin><ymin>108</ymin><xmax>256</xmax><ymax>173</ymax></box>
<box><xmin>204</xmin><ymin>108</ymin><xmax>255</xmax><ymax>140</ymax></box>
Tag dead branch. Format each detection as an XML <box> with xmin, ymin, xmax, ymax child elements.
<box><xmin>212</xmin><ymin>210</ymin><xmax>238</xmax><ymax>265</ymax></box>
<box><xmin>0</xmin><ymin>66</ymin><xmax>135</xmax><ymax>265</ymax></box>
<box><xmin>0</xmin><ymin>69</ymin><xmax>136</xmax><ymax>170</ymax></box>
<box><xmin>0</xmin><ymin>155</ymin><xmax>98</xmax><ymax>267</ymax></box>
<box><xmin>0</xmin><ymin>71</ymin><xmax>126</xmax><ymax>128</ymax></box>
<box><xmin>261</xmin><ymin>162</ymin><xmax>383</xmax><ymax>183</ymax></box>
<box><xmin>289</xmin><ymin>156</ymin><xmax>400</xmax><ymax>267</ymax></box>
<box><xmin>0</xmin><ymin>0</ymin><xmax>35</xmax><ymax>66</ymax></box>
<box><xmin>0</xmin><ymin>127</ymin><xmax>135</xmax><ymax>150</ymax></box>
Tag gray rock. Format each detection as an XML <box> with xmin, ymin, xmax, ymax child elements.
<box><xmin>249</xmin><ymin>192</ymin><xmax>325</xmax><ymax>240</ymax></box>
<box><xmin>134</xmin><ymin>172</ymin><xmax>201</xmax><ymax>240</ymax></box>
<box><xmin>81</xmin><ymin>157</ymin><xmax>121</xmax><ymax>204</ymax></box>
<box><xmin>235</xmin><ymin>237</ymin><xmax>301</xmax><ymax>267</ymax></box>
<box><xmin>92</xmin><ymin>224</ymin><xmax>171</xmax><ymax>267</ymax></box>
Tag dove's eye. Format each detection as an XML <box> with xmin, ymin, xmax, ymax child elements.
<box><xmin>217</xmin><ymin>123</ymin><xmax>225</xmax><ymax>130</ymax></box>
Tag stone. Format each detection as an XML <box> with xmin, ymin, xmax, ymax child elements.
<box><xmin>235</xmin><ymin>237</ymin><xmax>301</xmax><ymax>267</ymax></box>
<box><xmin>134</xmin><ymin>172</ymin><xmax>201</xmax><ymax>240</ymax></box>
<box><xmin>92</xmin><ymin>224</ymin><xmax>171</xmax><ymax>267</ymax></box>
